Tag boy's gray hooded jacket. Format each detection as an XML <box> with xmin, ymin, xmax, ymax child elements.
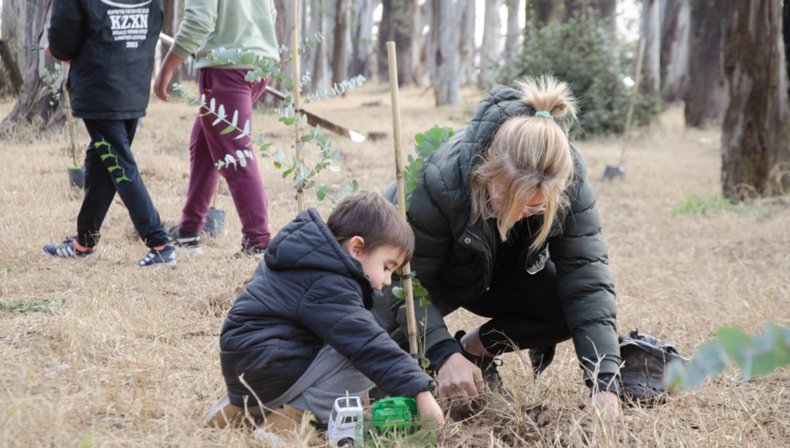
<box><xmin>374</xmin><ymin>85</ymin><xmax>620</xmax><ymax>388</ymax></box>
<box><xmin>220</xmin><ymin>209</ymin><xmax>434</xmax><ymax>406</ymax></box>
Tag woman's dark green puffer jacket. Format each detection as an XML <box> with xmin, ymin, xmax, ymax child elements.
<box><xmin>374</xmin><ymin>85</ymin><xmax>620</xmax><ymax>387</ymax></box>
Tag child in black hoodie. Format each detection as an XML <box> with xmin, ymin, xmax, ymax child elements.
<box><xmin>206</xmin><ymin>192</ymin><xmax>443</xmax><ymax>429</ymax></box>
<box><xmin>43</xmin><ymin>0</ymin><xmax>174</xmax><ymax>267</ymax></box>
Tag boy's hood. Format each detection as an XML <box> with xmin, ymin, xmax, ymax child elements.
<box><xmin>264</xmin><ymin>209</ymin><xmax>373</xmax><ymax>299</ymax></box>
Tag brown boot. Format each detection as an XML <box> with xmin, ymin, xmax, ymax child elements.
<box><xmin>261</xmin><ymin>404</ymin><xmax>313</xmax><ymax>432</ymax></box>
<box><xmin>203</xmin><ymin>395</ymin><xmax>253</xmax><ymax>429</ymax></box>
<box><xmin>252</xmin><ymin>405</ymin><xmax>315</xmax><ymax>445</ymax></box>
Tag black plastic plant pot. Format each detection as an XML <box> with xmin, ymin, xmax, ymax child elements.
<box><xmin>204</xmin><ymin>207</ymin><xmax>226</xmax><ymax>238</ymax></box>
<box><xmin>67</xmin><ymin>166</ymin><xmax>85</xmax><ymax>189</ymax></box>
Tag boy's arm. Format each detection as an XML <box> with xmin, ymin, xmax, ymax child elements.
<box><xmin>153</xmin><ymin>52</ymin><xmax>184</xmax><ymax>102</ymax></box>
<box><xmin>415</xmin><ymin>390</ymin><xmax>445</xmax><ymax>427</ymax></box>
<box><xmin>48</xmin><ymin>0</ymin><xmax>85</xmax><ymax>61</ymax></box>
<box><xmin>155</xmin><ymin>0</ymin><xmax>216</xmax><ymax>101</ymax></box>
<box><xmin>298</xmin><ymin>280</ymin><xmax>435</xmax><ymax>398</ymax></box>
<box><xmin>170</xmin><ymin>0</ymin><xmax>218</xmax><ymax>60</ymax></box>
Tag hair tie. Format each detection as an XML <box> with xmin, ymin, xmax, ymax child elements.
<box><xmin>534</xmin><ymin>110</ymin><xmax>554</xmax><ymax>120</ymax></box>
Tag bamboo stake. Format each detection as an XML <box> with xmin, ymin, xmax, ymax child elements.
<box><xmin>291</xmin><ymin>0</ymin><xmax>305</xmax><ymax>212</ymax></box>
<box><xmin>62</xmin><ymin>66</ymin><xmax>79</xmax><ymax>167</ymax></box>
<box><xmin>386</xmin><ymin>41</ymin><xmax>419</xmax><ymax>357</ymax></box>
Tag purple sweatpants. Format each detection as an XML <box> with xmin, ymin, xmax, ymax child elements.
<box><xmin>179</xmin><ymin>68</ymin><xmax>271</xmax><ymax>248</ymax></box>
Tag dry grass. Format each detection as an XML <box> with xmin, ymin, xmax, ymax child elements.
<box><xmin>1</xmin><ymin>85</ymin><xmax>788</xmax><ymax>447</ymax></box>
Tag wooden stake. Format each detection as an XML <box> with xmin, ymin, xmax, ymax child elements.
<box><xmin>291</xmin><ymin>0</ymin><xmax>305</xmax><ymax>212</ymax></box>
<box><xmin>62</xmin><ymin>66</ymin><xmax>79</xmax><ymax>167</ymax></box>
<box><xmin>386</xmin><ymin>41</ymin><xmax>419</xmax><ymax>357</ymax></box>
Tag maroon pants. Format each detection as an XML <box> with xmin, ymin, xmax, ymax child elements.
<box><xmin>179</xmin><ymin>68</ymin><xmax>271</xmax><ymax>247</ymax></box>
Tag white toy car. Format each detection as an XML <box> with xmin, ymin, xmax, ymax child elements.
<box><xmin>327</xmin><ymin>395</ymin><xmax>364</xmax><ymax>447</ymax></box>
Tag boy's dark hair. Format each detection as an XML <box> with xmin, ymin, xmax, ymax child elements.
<box><xmin>327</xmin><ymin>192</ymin><xmax>414</xmax><ymax>264</ymax></box>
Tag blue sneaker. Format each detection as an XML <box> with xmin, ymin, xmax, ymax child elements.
<box><xmin>43</xmin><ymin>237</ymin><xmax>95</xmax><ymax>258</ymax></box>
<box><xmin>138</xmin><ymin>245</ymin><xmax>176</xmax><ymax>268</ymax></box>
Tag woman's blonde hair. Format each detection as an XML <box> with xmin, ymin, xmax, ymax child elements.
<box><xmin>471</xmin><ymin>75</ymin><xmax>577</xmax><ymax>252</ymax></box>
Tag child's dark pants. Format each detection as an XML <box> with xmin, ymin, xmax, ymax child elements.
<box><xmin>77</xmin><ymin>119</ymin><xmax>168</xmax><ymax>248</ymax></box>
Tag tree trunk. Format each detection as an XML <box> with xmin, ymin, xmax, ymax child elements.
<box><xmin>563</xmin><ymin>0</ymin><xmax>581</xmax><ymax>20</ymax></box>
<box><xmin>684</xmin><ymin>0</ymin><xmax>728</xmax><ymax>128</ymax></box>
<box><xmin>479</xmin><ymin>0</ymin><xmax>502</xmax><ymax>88</ymax></box>
<box><xmin>640</xmin><ymin>0</ymin><xmax>661</xmax><ymax>98</ymax></box>
<box><xmin>784</xmin><ymin>0</ymin><xmax>789</xmax><ymax>101</ymax></box>
<box><xmin>504</xmin><ymin>0</ymin><xmax>521</xmax><ymax>70</ymax></box>
<box><xmin>161</xmin><ymin>0</ymin><xmax>186</xmax><ymax>85</ymax></box>
<box><xmin>308</xmin><ymin>0</ymin><xmax>329</xmax><ymax>93</ymax></box>
<box><xmin>348</xmin><ymin>0</ymin><xmax>375</xmax><ymax>79</ymax></box>
<box><xmin>331</xmin><ymin>0</ymin><xmax>350</xmax><ymax>84</ymax></box>
<box><xmin>428</xmin><ymin>0</ymin><xmax>464</xmax><ymax>105</ymax></box>
<box><xmin>721</xmin><ymin>0</ymin><xmax>790</xmax><ymax>200</ymax></box>
<box><xmin>598</xmin><ymin>0</ymin><xmax>617</xmax><ymax>35</ymax></box>
<box><xmin>0</xmin><ymin>39</ymin><xmax>24</xmax><ymax>93</ymax></box>
<box><xmin>1</xmin><ymin>0</ymin><xmax>62</xmax><ymax>129</ymax></box>
<box><xmin>1</xmin><ymin>0</ymin><xmax>26</xmax><ymax>78</ymax></box>
<box><xmin>526</xmin><ymin>0</ymin><xmax>561</xmax><ymax>25</ymax></box>
<box><xmin>660</xmin><ymin>0</ymin><xmax>690</xmax><ymax>103</ymax></box>
<box><xmin>377</xmin><ymin>0</ymin><xmax>415</xmax><ymax>85</ymax></box>
<box><xmin>411</xmin><ymin>1</ymin><xmax>430</xmax><ymax>87</ymax></box>
<box><xmin>458</xmin><ymin>0</ymin><xmax>476</xmax><ymax>86</ymax></box>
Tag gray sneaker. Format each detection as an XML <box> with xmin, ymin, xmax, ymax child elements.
<box><xmin>167</xmin><ymin>225</ymin><xmax>201</xmax><ymax>255</ymax></box>
<box><xmin>231</xmin><ymin>242</ymin><xmax>267</xmax><ymax>260</ymax></box>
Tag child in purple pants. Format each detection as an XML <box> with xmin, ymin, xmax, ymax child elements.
<box><xmin>154</xmin><ymin>0</ymin><xmax>279</xmax><ymax>257</ymax></box>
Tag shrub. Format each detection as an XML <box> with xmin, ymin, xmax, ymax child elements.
<box><xmin>495</xmin><ymin>11</ymin><xmax>660</xmax><ymax>138</ymax></box>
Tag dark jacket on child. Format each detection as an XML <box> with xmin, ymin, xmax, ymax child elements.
<box><xmin>220</xmin><ymin>209</ymin><xmax>435</xmax><ymax>406</ymax></box>
<box><xmin>48</xmin><ymin>0</ymin><xmax>163</xmax><ymax>119</ymax></box>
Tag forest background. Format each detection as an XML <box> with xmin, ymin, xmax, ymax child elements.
<box><xmin>0</xmin><ymin>0</ymin><xmax>788</xmax><ymax>446</ymax></box>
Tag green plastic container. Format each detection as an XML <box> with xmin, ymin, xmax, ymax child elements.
<box><xmin>370</xmin><ymin>396</ymin><xmax>417</xmax><ymax>433</ymax></box>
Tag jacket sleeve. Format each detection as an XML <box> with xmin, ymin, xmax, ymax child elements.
<box><xmin>298</xmin><ymin>277</ymin><xmax>435</xmax><ymax>398</ymax></box>
<box><xmin>48</xmin><ymin>0</ymin><xmax>85</xmax><ymax>61</ymax></box>
<box><xmin>549</xmin><ymin>155</ymin><xmax>621</xmax><ymax>389</ymax></box>
<box><xmin>171</xmin><ymin>0</ymin><xmax>218</xmax><ymax>59</ymax></box>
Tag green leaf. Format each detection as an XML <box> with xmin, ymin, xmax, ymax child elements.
<box><xmin>716</xmin><ymin>326</ymin><xmax>751</xmax><ymax>370</ymax></box>
<box><xmin>282</xmin><ymin>167</ymin><xmax>294</xmax><ymax>178</ymax></box>
<box><xmin>279</xmin><ymin>116</ymin><xmax>296</xmax><ymax>126</ymax></box>
<box><xmin>220</xmin><ymin>125</ymin><xmax>235</xmax><ymax>135</ymax></box>
<box><xmin>317</xmin><ymin>185</ymin><xmax>329</xmax><ymax>201</ymax></box>
<box><xmin>413</xmin><ymin>284</ymin><xmax>429</xmax><ymax>298</ymax></box>
<box><xmin>240</xmin><ymin>53</ymin><xmax>255</xmax><ymax>65</ymax></box>
<box><xmin>392</xmin><ymin>287</ymin><xmax>405</xmax><ymax>300</ymax></box>
<box><xmin>300</xmin><ymin>133</ymin><xmax>314</xmax><ymax>142</ymax></box>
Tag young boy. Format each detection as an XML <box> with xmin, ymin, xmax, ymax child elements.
<box><xmin>206</xmin><ymin>192</ymin><xmax>444</xmax><ymax>429</ymax></box>
<box><xmin>43</xmin><ymin>0</ymin><xmax>175</xmax><ymax>267</ymax></box>
<box><xmin>154</xmin><ymin>0</ymin><xmax>278</xmax><ymax>257</ymax></box>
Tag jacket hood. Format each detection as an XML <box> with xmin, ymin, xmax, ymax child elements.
<box><xmin>264</xmin><ymin>209</ymin><xmax>373</xmax><ymax>301</ymax></box>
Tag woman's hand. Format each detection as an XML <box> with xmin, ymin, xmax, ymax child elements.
<box><xmin>590</xmin><ymin>391</ymin><xmax>621</xmax><ymax>419</ymax></box>
<box><xmin>415</xmin><ymin>391</ymin><xmax>445</xmax><ymax>427</ymax></box>
<box><xmin>436</xmin><ymin>352</ymin><xmax>484</xmax><ymax>407</ymax></box>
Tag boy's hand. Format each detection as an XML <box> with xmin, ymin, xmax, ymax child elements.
<box><xmin>590</xmin><ymin>391</ymin><xmax>621</xmax><ymax>419</ymax></box>
<box><xmin>153</xmin><ymin>52</ymin><xmax>184</xmax><ymax>102</ymax></box>
<box><xmin>436</xmin><ymin>352</ymin><xmax>484</xmax><ymax>407</ymax></box>
<box><xmin>415</xmin><ymin>391</ymin><xmax>445</xmax><ymax>427</ymax></box>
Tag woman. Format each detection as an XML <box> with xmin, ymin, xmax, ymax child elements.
<box><xmin>375</xmin><ymin>76</ymin><xmax>621</xmax><ymax>416</ymax></box>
